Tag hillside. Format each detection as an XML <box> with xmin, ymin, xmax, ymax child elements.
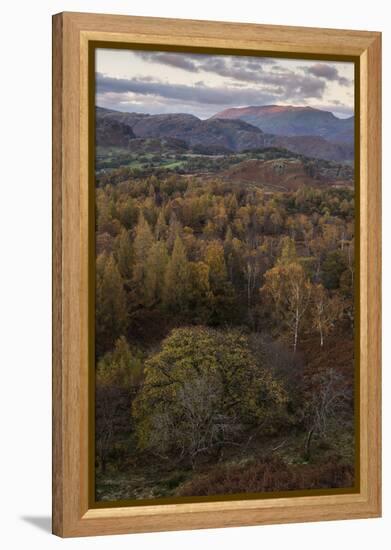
<box><xmin>269</xmin><ymin>135</ymin><xmax>353</xmax><ymax>163</ymax></box>
<box><xmin>211</xmin><ymin>105</ymin><xmax>354</xmax><ymax>144</ymax></box>
<box><xmin>96</xmin><ymin>106</ymin><xmax>353</xmax><ymax>162</ymax></box>
<box><xmin>96</xmin><ymin>107</ymin><xmax>268</xmax><ymax>152</ymax></box>
<box><xmin>96</xmin><ymin>117</ymin><xmax>136</xmax><ymax>148</ymax></box>
<box><xmin>222</xmin><ymin>157</ymin><xmax>353</xmax><ymax>191</ymax></box>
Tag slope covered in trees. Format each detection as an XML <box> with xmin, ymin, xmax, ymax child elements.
<box><xmin>95</xmin><ymin>150</ymin><xmax>355</xmax><ymax>502</ymax></box>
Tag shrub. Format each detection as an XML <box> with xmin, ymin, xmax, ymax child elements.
<box><xmin>177</xmin><ymin>456</ymin><xmax>354</xmax><ymax>496</ymax></box>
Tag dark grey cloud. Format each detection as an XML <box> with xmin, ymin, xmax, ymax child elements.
<box><xmin>96</xmin><ymin>72</ymin><xmax>278</xmax><ymax>107</ymax></box>
<box><xmin>96</xmin><ymin>67</ymin><xmax>325</xmax><ymax>110</ymax></box>
<box><xmin>132</xmin><ymin>52</ymin><xmax>326</xmax><ymax>99</ymax></box>
<box><xmin>135</xmin><ymin>51</ymin><xmax>200</xmax><ymax>72</ymax></box>
<box><xmin>305</xmin><ymin>63</ymin><xmax>350</xmax><ymax>86</ymax></box>
<box><xmin>248</xmin><ymin>70</ymin><xmax>325</xmax><ymax>97</ymax></box>
<box><xmin>198</xmin><ymin>57</ymin><xmax>269</xmax><ymax>83</ymax></box>
<box><xmin>134</xmin><ymin>51</ymin><xmax>276</xmax><ymax>82</ymax></box>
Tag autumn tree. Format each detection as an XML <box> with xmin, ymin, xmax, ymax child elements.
<box><xmin>144</xmin><ymin>241</ymin><xmax>169</xmax><ymax>306</ymax></box>
<box><xmin>96</xmin><ymin>232</ymin><xmax>114</xmax><ymax>256</ymax></box>
<box><xmin>212</xmin><ymin>204</ymin><xmax>228</xmax><ymax>236</ymax></box>
<box><xmin>132</xmin><ymin>213</ymin><xmax>154</xmax><ymax>305</ymax></box>
<box><xmin>187</xmin><ymin>261</ymin><xmax>212</xmax><ymax>322</ymax></box>
<box><xmin>303</xmin><ymin>368</ymin><xmax>351</xmax><ymax>460</ymax></box>
<box><xmin>117</xmin><ymin>197</ymin><xmax>138</xmax><ymax>230</ymax></box>
<box><xmin>114</xmin><ymin>227</ymin><xmax>133</xmax><ymax>283</ymax></box>
<box><xmin>226</xmin><ymin>193</ymin><xmax>238</xmax><ymax>220</ymax></box>
<box><xmin>96</xmin><ymin>253</ymin><xmax>128</xmax><ymax>355</ymax></box>
<box><xmin>262</xmin><ymin>262</ymin><xmax>312</xmax><ymax>352</ymax></box>
<box><xmin>277</xmin><ymin>236</ymin><xmax>298</xmax><ymax>265</ymax></box>
<box><xmin>312</xmin><ymin>284</ymin><xmax>344</xmax><ymax>347</ymax></box>
<box><xmin>243</xmin><ymin>244</ymin><xmax>268</xmax><ymax>308</ymax></box>
<box><xmin>166</xmin><ymin>211</ymin><xmax>182</xmax><ymax>252</ymax></box>
<box><xmin>96</xmin><ymin>337</ymin><xmax>143</xmax><ymax>472</ymax></box>
<box><xmin>224</xmin><ymin>230</ymin><xmax>245</xmax><ymax>289</ymax></box>
<box><xmin>322</xmin><ymin>223</ymin><xmax>339</xmax><ymax>251</ymax></box>
<box><xmin>321</xmin><ymin>250</ymin><xmax>347</xmax><ymax>289</ymax></box>
<box><xmin>163</xmin><ymin>235</ymin><xmax>189</xmax><ymax>313</ymax></box>
<box><xmin>97</xmin><ymin>335</ymin><xmax>144</xmax><ymax>389</ymax></box>
<box><xmin>96</xmin><ymin>190</ymin><xmax>121</xmax><ymax>236</ymax></box>
<box><xmin>205</xmin><ymin>240</ymin><xmax>235</xmax><ymax>324</ymax></box>
<box><xmin>133</xmin><ymin>327</ymin><xmax>287</xmax><ymax>467</ymax></box>
<box><xmin>203</xmin><ymin>219</ymin><xmax>218</xmax><ymax>240</ymax></box>
<box><xmin>154</xmin><ymin>209</ymin><xmax>168</xmax><ymax>241</ymax></box>
<box><xmin>205</xmin><ymin>240</ymin><xmax>228</xmax><ymax>288</ymax></box>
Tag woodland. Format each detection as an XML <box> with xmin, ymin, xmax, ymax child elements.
<box><xmin>95</xmin><ymin>141</ymin><xmax>356</xmax><ymax>501</ymax></box>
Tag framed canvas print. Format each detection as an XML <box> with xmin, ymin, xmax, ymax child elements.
<box><xmin>52</xmin><ymin>12</ymin><xmax>381</xmax><ymax>537</ymax></box>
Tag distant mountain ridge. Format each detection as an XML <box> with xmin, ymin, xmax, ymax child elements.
<box><xmin>96</xmin><ymin>107</ymin><xmax>268</xmax><ymax>152</ymax></box>
<box><xmin>96</xmin><ymin>106</ymin><xmax>354</xmax><ymax>162</ymax></box>
<box><xmin>211</xmin><ymin>105</ymin><xmax>354</xmax><ymax>144</ymax></box>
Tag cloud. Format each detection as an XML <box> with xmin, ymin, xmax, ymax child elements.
<box><xmin>305</xmin><ymin>63</ymin><xmax>350</xmax><ymax>86</ymax></box>
<box><xmin>195</xmin><ymin>56</ymin><xmax>271</xmax><ymax>82</ymax></box>
<box><xmin>96</xmin><ymin>52</ymin><xmax>353</xmax><ymax>118</ymax></box>
<box><xmin>96</xmin><ymin>73</ymin><xmax>278</xmax><ymax>108</ymax></box>
<box><xmin>134</xmin><ymin>51</ymin><xmax>276</xmax><ymax>82</ymax></box>
<box><xmin>96</xmin><ymin>69</ymin><xmax>326</xmax><ymax>110</ymax></box>
<box><xmin>96</xmin><ymin>92</ymin><xmax>220</xmax><ymax>118</ymax></box>
<box><xmin>135</xmin><ymin>51</ymin><xmax>200</xmax><ymax>72</ymax></box>
<box><xmin>131</xmin><ymin>53</ymin><xmax>327</xmax><ymax>99</ymax></box>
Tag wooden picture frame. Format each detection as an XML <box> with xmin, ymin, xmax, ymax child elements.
<box><xmin>52</xmin><ymin>11</ymin><xmax>381</xmax><ymax>537</ymax></box>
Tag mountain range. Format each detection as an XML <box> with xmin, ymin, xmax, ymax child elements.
<box><xmin>211</xmin><ymin>105</ymin><xmax>354</xmax><ymax>144</ymax></box>
<box><xmin>96</xmin><ymin>105</ymin><xmax>354</xmax><ymax>163</ymax></box>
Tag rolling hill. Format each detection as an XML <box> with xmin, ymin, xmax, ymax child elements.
<box><xmin>96</xmin><ymin>107</ymin><xmax>268</xmax><ymax>152</ymax></box>
<box><xmin>211</xmin><ymin>105</ymin><xmax>354</xmax><ymax>144</ymax></box>
<box><xmin>96</xmin><ymin>106</ymin><xmax>354</xmax><ymax>162</ymax></box>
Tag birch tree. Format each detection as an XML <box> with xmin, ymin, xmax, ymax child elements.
<box><xmin>312</xmin><ymin>284</ymin><xmax>344</xmax><ymax>347</ymax></box>
<box><xmin>262</xmin><ymin>262</ymin><xmax>312</xmax><ymax>352</ymax></box>
<box><xmin>304</xmin><ymin>368</ymin><xmax>350</xmax><ymax>460</ymax></box>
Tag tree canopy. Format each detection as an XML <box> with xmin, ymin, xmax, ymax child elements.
<box><xmin>133</xmin><ymin>326</ymin><xmax>287</xmax><ymax>466</ymax></box>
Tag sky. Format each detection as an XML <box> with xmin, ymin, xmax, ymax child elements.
<box><xmin>96</xmin><ymin>48</ymin><xmax>354</xmax><ymax>120</ymax></box>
